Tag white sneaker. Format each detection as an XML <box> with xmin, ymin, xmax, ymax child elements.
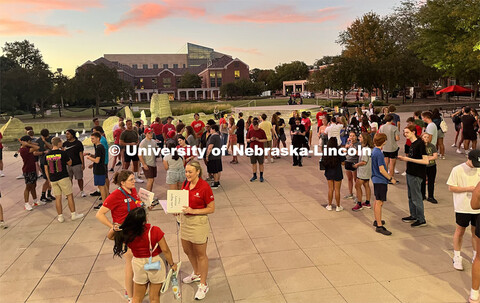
<box><xmin>34</xmin><ymin>200</ymin><xmax>46</xmax><ymax>206</ymax></box>
<box><xmin>401</xmin><ymin>171</ymin><xmax>407</xmax><ymax>176</ymax></box>
<box><xmin>394</xmin><ymin>169</ymin><xmax>400</xmax><ymax>174</ymax></box>
<box><xmin>80</xmin><ymin>191</ymin><xmax>87</xmax><ymax>197</ymax></box>
<box><xmin>453</xmin><ymin>255</ymin><xmax>463</xmax><ymax>271</ymax></box>
<box><xmin>57</xmin><ymin>215</ymin><xmax>65</xmax><ymax>223</ymax></box>
<box><xmin>325</xmin><ymin>205</ymin><xmax>333</xmax><ymax>211</ymax></box>
<box><xmin>135</xmin><ymin>177</ymin><xmax>144</xmax><ymax>183</ymax></box>
<box><xmin>182</xmin><ymin>272</ymin><xmax>201</xmax><ymax>284</ymax></box>
<box><xmin>194</xmin><ymin>283</ymin><xmax>209</xmax><ymax>300</ymax></box>
<box><xmin>0</xmin><ymin>221</ymin><xmax>8</xmax><ymax>229</ymax></box>
<box><xmin>456</xmin><ymin>149</ymin><xmax>463</xmax><ymax>154</ymax></box>
<box><xmin>0</xmin><ymin>171</ymin><xmax>4</xmax><ymax>177</ymax></box>
<box><xmin>24</xmin><ymin>203</ymin><xmax>33</xmax><ymax>211</ymax></box>
<box><xmin>270</xmin><ymin>158</ymin><xmax>274</xmax><ymax>163</ymax></box>
<box><xmin>441</xmin><ymin>155</ymin><xmax>446</xmax><ymax>160</ymax></box>
<box><xmin>71</xmin><ymin>213</ymin><xmax>84</xmax><ymax>221</ymax></box>
<box><xmin>344</xmin><ymin>194</ymin><xmax>354</xmax><ymax>199</ymax></box>
<box><xmin>336</xmin><ymin>205</ymin><xmax>344</xmax><ymax>212</ymax></box>
<box><xmin>16</xmin><ymin>174</ymin><xmax>24</xmax><ymax>179</ymax></box>
<box><xmin>451</xmin><ymin>143</ymin><xmax>457</xmax><ymax>147</ymax></box>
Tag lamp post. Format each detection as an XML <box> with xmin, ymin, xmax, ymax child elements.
<box><xmin>57</xmin><ymin>68</ymin><xmax>64</xmax><ymax>117</ymax></box>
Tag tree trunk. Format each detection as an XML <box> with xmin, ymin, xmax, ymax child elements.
<box><xmin>385</xmin><ymin>90</ymin><xmax>389</xmax><ymax>104</ymax></box>
<box><xmin>96</xmin><ymin>95</ymin><xmax>100</xmax><ymax>116</ymax></box>
<box><xmin>403</xmin><ymin>86</ymin><xmax>406</xmax><ymax>104</ymax></box>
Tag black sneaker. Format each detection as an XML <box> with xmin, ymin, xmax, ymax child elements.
<box><xmin>372</xmin><ymin>220</ymin><xmax>386</xmax><ymax>227</ymax></box>
<box><xmin>293</xmin><ymin>163</ymin><xmax>298</xmax><ymax>166</ymax></box>
<box><xmin>411</xmin><ymin>220</ymin><xmax>427</xmax><ymax>227</ymax></box>
<box><xmin>260</xmin><ymin>176</ymin><xmax>264</xmax><ymax>182</ymax></box>
<box><xmin>40</xmin><ymin>197</ymin><xmax>51</xmax><ymax>203</ymax></box>
<box><xmin>94</xmin><ymin>203</ymin><xmax>103</xmax><ymax>210</ymax></box>
<box><xmin>427</xmin><ymin>197</ymin><xmax>438</xmax><ymax>204</ymax></box>
<box><xmin>47</xmin><ymin>194</ymin><xmax>55</xmax><ymax>201</ymax></box>
<box><xmin>116</xmin><ymin>161</ymin><xmax>122</xmax><ymax>166</ymax></box>
<box><xmin>90</xmin><ymin>191</ymin><xmax>101</xmax><ymax>196</ymax></box>
<box><xmin>109</xmin><ymin>168</ymin><xmax>114</xmax><ymax>172</ymax></box>
<box><xmin>250</xmin><ymin>176</ymin><xmax>257</xmax><ymax>182</ymax></box>
<box><xmin>298</xmin><ymin>163</ymin><xmax>303</xmax><ymax>167</ymax></box>
<box><xmin>402</xmin><ymin>216</ymin><xmax>416</xmax><ymax>223</ymax></box>
<box><xmin>211</xmin><ymin>183</ymin><xmax>219</xmax><ymax>189</ymax></box>
<box><xmin>376</xmin><ymin>226</ymin><xmax>392</xmax><ymax>235</ymax></box>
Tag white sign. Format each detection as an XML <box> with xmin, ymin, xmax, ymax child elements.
<box><xmin>166</xmin><ymin>190</ymin><xmax>189</xmax><ymax>213</ymax></box>
<box><xmin>138</xmin><ymin>188</ymin><xmax>154</xmax><ymax>207</ymax></box>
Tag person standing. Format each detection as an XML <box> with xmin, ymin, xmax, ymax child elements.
<box><xmin>0</xmin><ymin>131</ymin><xmax>4</xmax><ymax>177</ymax></box>
<box><xmin>422</xmin><ymin>111</ymin><xmax>438</xmax><ymax>148</ymax></box>
<box><xmin>452</xmin><ymin>107</ymin><xmax>464</xmax><ymax>150</ymax></box>
<box><xmin>421</xmin><ymin>133</ymin><xmax>439</xmax><ymax>204</ymax></box>
<box><xmin>379</xmin><ymin>114</ymin><xmax>400</xmax><ymax>179</ymax></box>
<box><xmin>228</xmin><ymin>117</ymin><xmax>238</xmax><ymax>164</ymax></box>
<box><xmin>85</xmin><ymin>133</ymin><xmax>108</xmax><ymax>204</ymax></box>
<box><xmin>461</xmin><ymin>107</ymin><xmax>478</xmax><ymax>153</ymax></box>
<box><xmin>447</xmin><ymin>150</ymin><xmax>480</xmax><ymax>273</ymax></box>
<box><xmin>468</xmin><ymin>177</ymin><xmax>480</xmax><ymax>303</ymax></box>
<box><xmin>219</xmin><ymin>114</ymin><xmax>229</xmax><ymax>149</ymax></box>
<box><xmin>432</xmin><ymin>108</ymin><xmax>446</xmax><ymax>159</ymax></box>
<box><xmin>371</xmin><ymin>133</ymin><xmax>396</xmax><ymax>235</ymax></box>
<box><xmin>206</xmin><ymin>125</ymin><xmax>223</xmax><ymax>189</ymax></box>
<box><xmin>344</xmin><ymin>131</ymin><xmax>360</xmax><ymax>199</ymax></box>
<box><xmin>63</xmin><ymin>129</ymin><xmax>86</xmax><ymax>197</ymax></box>
<box><xmin>352</xmin><ymin>133</ymin><xmax>373</xmax><ymax>211</ymax></box>
<box><xmin>398</xmin><ymin>125</ymin><xmax>429</xmax><ymax>227</ymax></box>
<box><xmin>93</xmin><ymin>126</ymin><xmax>110</xmax><ymax>194</ymax></box>
<box><xmin>138</xmin><ymin>128</ymin><xmax>157</xmax><ymax>192</ymax></box>
<box><xmin>259</xmin><ymin>114</ymin><xmax>276</xmax><ymax>163</ymax></box>
<box><xmin>112</xmin><ymin>121</ymin><xmax>126</xmax><ymax>169</ymax></box>
<box><xmin>246</xmin><ymin>118</ymin><xmax>267</xmax><ymax>182</ymax></box>
<box><xmin>36</xmin><ymin>129</ymin><xmax>55</xmax><ymax>203</ymax></box>
<box><xmin>236</xmin><ymin>112</ymin><xmax>245</xmax><ymax>152</ymax></box>
<box><xmin>20</xmin><ymin>136</ymin><xmax>42</xmax><ymax>210</ymax></box>
<box><xmin>191</xmin><ymin>113</ymin><xmax>205</xmax><ymax>140</ymax></box>
<box><xmin>323</xmin><ymin>138</ymin><xmax>345</xmax><ymax>212</ymax></box>
<box><xmin>163</xmin><ymin>141</ymin><xmax>186</xmax><ymax>190</ymax></box>
<box><xmin>325</xmin><ymin>116</ymin><xmax>343</xmax><ymax>146</ymax></box>
<box><xmin>291</xmin><ymin>117</ymin><xmax>306</xmax><ymax>167</ymax></box>
<box><xmin>301</xmin><ymin>111</ymin><xmax>312</xmax><ymax>152</ymax></box>
<box><xmin>388</xmin><ymin>105</ymin><xmax>401</xmax><ymax>130</ymax></box>
<box><xmin>275</xmin><ymin>112</ymin><xmax>287</xmax><ymax>151</ymax></box>
<box><xmin>45</xmin><ymin>137</ymin><xmax>84</xmax><ymax>222</ymax></box>
<box><xmin>162</xmin><ymin>116</ymin><xmax>175</xmax><ymax>142</ymax></box>
<box><xmin>120</xmin><ymin>119</ymin><xmax>144</xmax><ymax>183</ymax></box>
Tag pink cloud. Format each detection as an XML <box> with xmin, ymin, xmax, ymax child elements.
<box><xmin>0</xmin><ymin>18</ymin><xmax>68</xmax><ymax>36</ymax></box>
<box><xmin>218</xmin><ymin>5</ymin><xmax>341</xmax><ymax>24</ymax></box>
<box><xmin>105</xmin><ymin>1</ymin><xmax>205</xmax><ymax>34</ymax></box>
<box><xmin>0</xmin><ymin>0</ymin><xmax>102</xmax><ymax>11</ymax></box>
<box><xmin>220</xmin><ymin>47</ymin><xmax>262</xmax><ymax>56</ymax></box>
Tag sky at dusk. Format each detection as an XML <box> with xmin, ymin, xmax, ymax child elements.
<box><xmin>0</xmin><ymin>0</ymin><xmax>402</xmax><ymax>77</ymax></box>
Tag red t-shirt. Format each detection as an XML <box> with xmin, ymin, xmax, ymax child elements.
<box><xmin>103</xmin><ymin>187</ymin><xmax>140</xmax><ymax>224</ymax></box>
<box><xmin>301</xmin><ymin>118</ymin><xmax>311</xmax><ymax>131</ymax></box>
<box><xmin>246</xmin><ymin>128</ymin><xmax>267</xmax><ymax>149</ymax></box>
<box><xmin>316</xmin><ymin>112</ymin><xmax>325</xmax><ymax>127</ymax></box>
<box><xmin>191</xmin><ymin>120</ymin><xmax>205</xmax><ymax>137</ymax></box>
<box><xmin>20</xmin><ymin>146</ymin><xmax>36</xmax><ymax>173</ymax></box>
<box><xmin>162</xmin><ymin>124</ymin><xmax>175</xmax><ymax>137</ymax></box>
<box><xmin>219</xmin><ymin>118</ymin><xmax>226</xmax><ymax>126</ymax></box>
<box><xmin>181</xmin><ymin>178</ymin><xmax>214</xmax><ymax>210</ymax></box>
<box><xmin>127</xmin><ymin>224</ymin><xmax>165</xmax><ymax>258</ymax></box>
<box><xmin>150</xmin><ymin>123</ymin><xmax>163</xmax><ymax>136</ymax></box>
<box><xmin>249</xmin><ymin>124</ymin><xmax>254</xmax><ymax>131</ymax></box>
<box><xmin>0</xmin><ymin>132</ymin><xmax>3</xmax><ymax>149</ymax></box>
<box><xmin>406</xmin><ymin>124</ymin><xmax>423</xmax><ymax>146</ymax></box>
<box><xmin>113</xmin><ymin>128</ymin><xmax>123</xmax><ymax>145</ymax></box>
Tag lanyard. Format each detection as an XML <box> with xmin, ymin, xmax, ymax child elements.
<box><xmin>118</xmin><ymin>187</ymin><xmax>139</xmax><ymax>212</ymax></box>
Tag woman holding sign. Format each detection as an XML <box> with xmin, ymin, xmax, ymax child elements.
<box><xmin>96</xmin><ymin>170</ymin><xmax>140</xmax><ymax>302</ymax></box>
<box><xmin>179</xmin><ymin>160</ymin><xmax>215</xmax><ymax>300</ymax></box>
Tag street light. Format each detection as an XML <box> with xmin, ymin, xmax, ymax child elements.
<box><xmin>57</xmin><ymin>68</ymin><xmax>64</xmax><ymax>117</ymax></box>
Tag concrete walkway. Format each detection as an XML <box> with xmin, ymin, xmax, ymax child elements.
<box><xmin>0</xmin><ymin>113</ymin><xmax>475</xmax><ymax>302</ymax></box>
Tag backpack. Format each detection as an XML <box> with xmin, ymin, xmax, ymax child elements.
<box><xmin>440</xmin><ymin>120</ymin><xmax>448</xmax><ymax>133</ymax></box>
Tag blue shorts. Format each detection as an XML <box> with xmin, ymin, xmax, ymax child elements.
<box><xmin>94</xmin><ymin>174</ymin><xmax>106</xmax><ymax>186</ymax></box>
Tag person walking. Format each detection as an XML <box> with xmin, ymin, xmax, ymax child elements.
<box><xmin>352</xmin><ymin>133</ymin><xmax>373</xmax><ymax>211</ymax></box>
<box><xmin>461</xmin><ymin>107</ymin><xmax>478</xmax><ymax>153</ymax></box>
<box><xmin>246</xmin><ymin>118</ymin><xmax>267</xmax><ymax>182</ymax></box>
<box><xmin>323</xmin><ymin>138</ymin><xmax>345</xmax><ymax>212</ymax></box>
<box><xmin>398</xmin><ymin>125</ymin><xmax>429</xmax><ymax>227</ymax></box>
<box><xmin>112</xmin><ymin>121</ymin><xmax>126</xmax><ymax>169</ymax></box>
<box><xmin>421</xmin><ymin>133</ymin><xmax>439</xmax><ymax>204</ymax></box>
<box><xmin>452</xmin><ymin>107</ymin><xmax>464</xmax><ymax>149</ymax></box>
<box><xmin>180</xmin><ymin>161</ymin><xmax>215</xmax><ymax>300</ymax></box>
<box><xmin>44</xmin><ymin>137</ymin><xmax>84</xmax><ymax>222</ymax></box>
<box><xmin>63</xmin><ymin>129</ymin><xmax>86</xmax><ymax>197</ymax></box>
<box><xmin>138</xmin><ymin>128</ymin><xmax>157</xmax><ymax>192</ymax></box>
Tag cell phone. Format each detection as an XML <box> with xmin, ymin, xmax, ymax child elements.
<box><xmin>14</xmin><ymin>153</ymin><xmax>19</xmax><ymax>158</ymax></box>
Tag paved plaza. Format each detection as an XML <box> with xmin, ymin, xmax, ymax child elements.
<box><xmin>0</xmin><ymin>113</ymin><xmax>475</xmax><ymax>303</ymax></box>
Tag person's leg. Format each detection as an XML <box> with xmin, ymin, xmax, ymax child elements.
<box><xmin>334</xmin><ymin>181</ymin><xmax>341</xmax><ymax>207</ymax></box>
<box><xmin>453</xmin><ymin>225</ymin><xmax>466</xmax><ymax>252</ymax></box>
<box><xmin>193</xmin><ymin>242</ymin><xmax>209</xmax><ymax>285</ymax></box>
<box><xmin>182</xmin><ymin>239</ymin><xmax>199</xmax><ymax>275</ymax></box>
<box><xmin>374</xmin><ymin>200</ymin><xmax>384</xmax><ymax>226</ymax></box>
<box><xmin>122</xmin><ymin>159</ymin><xmax>131</xmax><ymax>170</ymax></box>
<box><xmin>473</xmin><ymin>253</ymin><xmax>480</xmax><ymax>299</ymax></box>
<box><xmin>346</xmin><ymin>170</ymin><xmax>353</xmax><ymax>195</ymax></box>
<box><xmin>355</xmin><ymin>179</ymin><xmax>363</xmax><ymax>202</ymax></box>
<box><xmin>390</xmin><ymin>158</ymin><xmax>397</xmax><ymax>177</ymax></box>
<box><xmin>55</xmin><ymin>195</ymin><xmax>63</xmax><ymax>215</ymax></box>
<box><xmin>124</xmin><ymin>249</ymin><xmax>134</xmax><ymax>299</ymax></box>
<box><xmin>105</xmin><ymin>176</ymin><xmax>110</xmax><ymax>193</ymax></box>
<box><xmin>146</xmin><ymin>178</ymin><xmax>154</xmax><ymax>192</ymax></box>
<box><xmin>31</xmin><ymin>182</ymin><xmax>37</xmax><ymax>200</ymax></box>
<box><xmin>473</xmin><ymin>225</ymin><xmax>478</xmax><ymax>257</ymax></box>
<box><xmin>259</xmin><ymin>164</ymin><xmax>264</xmax><ymax>173</ymax></box>
<box><xmin>24</xmin><ymin>185</ymin><xmax>30</xmax><ymax>203</ymax></box>
<box><xmin>78</xmin><ymin>179</ymin><xmax>84</xmax><ymax>191</ymax></box>
<box><xmin>327</xmin><ymin>180</ymin><xmax>333</xmax><ymax>206</ymax></box>
<box><xmin>132</xmin><ymin>283</ymin><xmax>148</xmax><ymax>303</ymax></box>
<box><xmin>148</xmin><ymin>283</ymin><xmax>162</xmax><ymax>303</ymax></box>
<box><xmin>421</xmin><ymin>175</ymin><xmax>427</xmax><ymax>200</ymax></box>
<box><xmin>0</xmin><ymin>204</ymin><xmax>3</xmax><ymax>222</ymax></box>
<box><xmin>176</xmin><ymin>182</ymin><xmax>183</xmax><ymax>190</ymax></box>
<box><xmin>428</xmin><ymin>165</ymin><xmax>437</xmax><ymax>199</ymax></box>
<box><xmin>438</xmin><ymin>137</ymin><xmax>445</xmax><ymax>156</ymax></box>
<box><xmin>455</xmin><ymin>130</ymin><xmax>459</xmax><ymax>146</ymax></box>
<box><xmin>474</xmin><ymin>140</ymin><xmax>477</xmax><ymax>150</ymax></box>
<box><xmin>384</xmin><ymin>157</ymin><xmax>390</xmax><ymax>175</ymax></box>
<box><xmin>465</xmin><ymin>139</ymin><xmax>471</xmax><ymax>151</ymax></box>
<box><xmin>364</xmin><ymin>181</ymin><xmax>371</xmax><ymax>202</ymax></box>
<box><xmin>411</xmin><ymin>176</ymin><xmax>425</xmax><ymax>222</ymax></box>
<box><xmin>98</xmin><ymin>185</ymin><xmax>107</xmax><ymax>201</ymax></box>
<box><xmin>132</xmin><ymin>160</ymin><xmax>139</xmax><ymax>173</ymax></box>
<box><xmin>66</xmin><ymin>194</ymin><xmax>76</xmax><ymax>212</ymax></box>
<box><xmin>406</xmin><ymin>174</ymin><xmax>416</xmax><ymax>219</ymax></box>
<box><xmin>213</xmin><ymin>172</ymin><xmax>219</xmax><ymax>183</ymax></box>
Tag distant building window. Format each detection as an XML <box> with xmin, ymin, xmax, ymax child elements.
<box><xmin>143</xmin><ymin>64</ymin><xmax>148</xmax><ymax>69</ymax></box>
<box><xmin>210</xmin><ymin>77</ymin><xmax>216</xmax><ymax>87</ymax></box>
<box><xmin>173</xmin><ymin>64</ymin><xmax>178</xmax><ymax>68</ymax></box>
<box><xmin>163</xmin><ymin>64</ymin><xmax>168</xmax><ymax>68</ymax></box>
<box><xmin>153</xmin><ymin>64</ymin><xmax>158</xmax><ymax>69</ymax></box>
<box><xmin>183</xmin><ymin>64</ymin><xmax>186</xmax><ymax>68</ymax></box>
<box><xmin>140</xmin><ymin>78</ymin><xmax>143</xmax><ymax>83</ymax></box>
<box><xmin>209</xmin><ymin>71</ymin><xmax>216</xmax><ymax>78</ymax></box>
<box><xmin>163</xmin><ymin>77</ymin><xmax>171</xmax><ymax>88</ymax></box>
<box><xmin>132</xmin><ymin>64</ymin><xmax>138</xmax><ymax>69</ymax></box>
<box><xmin>217</xmin><ymin>78</ymin><xmax>222</xmax><ymax>87</ymax></box>
<box><xmin>234</xmin><ymin>70</ymin><xmax>240</xmax><ymax>79</ymax></box>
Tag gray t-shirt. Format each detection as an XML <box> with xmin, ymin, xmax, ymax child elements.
<box><xmin>207</xmin><ymin>133</ymin><xmax>222</xmax><ymax>160</ymax></box>
<box><xmin>426</xmin><ymin>122</ymin><xmax>438</xmax><ymax>146</ymax></box>
<box><xmin>139</xmin><ymin>138</ymin><xmax>156</xmax><ymax>167</ymax></box>
<box><xmin>357</xmin><ymin>154</ymin><xmax>372</xmax><ymax>180</ymax></box>
<box><xmin>346</xmin><ymin>141</ymin><xmax>360</xmax><ymax>163</ymax></box>
<box><xmin>379</xmin><ymin>124</ymin><xmax>399</xmax><ymax>152</ymax></box>
<box><xmin>187</xmin><ymin>134</ymin><xmax>198</xmax><ymax>147</ymax></box>
<box><xmin>163</xmin><ymin>154</ymin><xmax>184</xmax><ymax>171</ymax></box>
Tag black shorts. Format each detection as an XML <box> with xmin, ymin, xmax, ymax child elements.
<box><xmin>404</xmin><ymin>144</ymin><xmax>410</xmax><ymax>155</ymax></box>
<box><xmin>237</xmin><ymin>134</ymin><xmax>245</xmax><ymax>144</ymax></box>
<box><xmin>124</xmin><ymin>152</ymin><xmax>139</xmax><ymax>163</ymax></box>
<box><xmin>456</xmin><ymin>213</ymin><xmax>478</xmax><ymax>228</ymax></box>
<box><xmin>207</xmin><ymin>159</ymin><xmax>223</xmax><ymax>174</ymax></box>
<box><xmin>345</xmin><ymin>161</ymin><xmax>356</xmax><ymax>171</ymax></box>
<box><xmin>383</xmin><ymin>148</ymin><xmax>399</xmax><ymax>159</ymax></box>
<box><xmin>24</xmin><ymin>171</ymin><xmax>37</xmax><ymax>185</ymax></box>
<box><xmin>277</xmin><ymin>133</ymin><xmax>286</xmax><ymax>143</ymax></box>
<box><xmin>463</xmin><ymin>131</ymin><xmax>477</xmax><ymax>141</ymax></box>
<box><xmin>373</xmin><ymin>183</ymin><xmax>388</xmax><ymax>201</ymax></box>
<box><xmin>250</xmin><ymin>155</ymin><xmax>264</xmax><ymax>165</ymax></box>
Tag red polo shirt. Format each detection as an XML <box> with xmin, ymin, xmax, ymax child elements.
<box><xmin>103</xmin><ymin>187</ymin><xmax>140</xmax><ymax>224</ymax></box>
<box><xmin>162</xmin><ymin>123</ymin><xmax>175</xmax><ymax>137</ymax></box>
<box><xmin>316</xmin><ymin>112</ymin><xmax>325</xmax><ymax>127</ymax></box>
<box><xmin>181</xmin><ymin>178</ymin><xmax>214</xmax><ymax>210</ymax></box>
<box><xmin>127</xmin><ymin>224</ymin><xmax>165</xmax><ymax>258</ymax></box>
<box><xmin>150</xmin><ymin>123</ymin><xmax>163</xmax><ymax>136</ymax></box>
<box><xmin>191</xmin><ymin>120</ymin><xmax>205</xmax><ymax>137</ymax></box>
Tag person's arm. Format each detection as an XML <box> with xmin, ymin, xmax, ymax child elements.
<box><xmin>427</xmin><ymin>152</ymin><xmax>438</xmax><ymax>162</ymax></box>
<box><xmin>139</xmin><ymin>150</ymin><xmax>149</xmax><ymax>170</ymax></box>
<box><xmin>66</xmin><ymin>159</ymin><xmax>72</xmax><ymax>166</ymax></box>
<box><xmin>119</xmin><ymin>139</ymin><xmax>126</xmax><ymax>147</ymax></box>
<box><xmin>206</xmin><ymin>143</ymin><xmax>214</xmax><ymax>159</ymax></box>
<box><xmin>85</xmin><ymin>151</ymin><xmax>101</xmax><ymax>163</ymax></box>
<box><xmin>471</xmin><ymin>182</ymin><xmax>480</xmax><ymax>209</ymax></box>
<box><xmin>449</xmin><ymin>184</ymin><xmax>476</xmax><ymax>193</ymax></box>
<box><xmin>96</xmin><ymin>206</ymin><xmax>113</xmax><ymax>228</ymax></box>
<box><xmin>398</xmin><ymin>154</ymin><xmax>429</xmax><ymax>165</ymax></box>
<box><xmin>163</xmin><ymin>159</ymin><xmax>169</xmax><ymax>171</ymax></box>
<box><xmin>44</xmin><ymin>164</ymin><xmax>51</xmax><ymax>183</ymax></box>
<box><xmin>43</xmin><ymin>137</ymin><xmax>53</xmax><ymax>150</ymax></box>
<box><xmin>183</xmin><ymin>201</ymin><xmax>215</xmax><ymax>215</ymax></box>
<box><xmin>353</xmin><ymin>161</ymin><xmax>367</xmax><ymax>168</ymax></box>
<box><xmin>79</xmin><ymin>151</ymin><xmax>85</xmax><ymax>170</ymax></box>
<box><xmin>158</xmin><ymin>237</ymin><xmax>177</xmax><ymax>271</ymax></box>
<box><xmin>379</xmin><ymin>165</ymin><xmax>396</xmax><ymax>183</ymax></box>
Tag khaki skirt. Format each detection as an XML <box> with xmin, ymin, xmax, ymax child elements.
<box><xmin>180</xmin><ymin>214</ymin><xmax>210</xmax><ymax>244</ymax></box>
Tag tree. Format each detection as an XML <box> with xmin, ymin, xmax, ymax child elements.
<box><xmin>314</xmin><ymin>56</ymin><xmax>335</xmax><ymax>67</ymax></box>
<box><xmin>73</xmin><ymin>63</ymin><xmax>134</xmax><ymax>115</ymax></box>
<box><xmin>2</xmin><ymin>40</ymin><xmax>49</xmax><ymax>70</ymax></box>
<box><xmin>178</xmin><ymin>72</ymin><xmax>202</xmax><ymax>88</ymax></box>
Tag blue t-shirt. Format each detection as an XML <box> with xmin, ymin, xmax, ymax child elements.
<box><xmin>100</xmin><ymin>136</ymin><xmax>109</xmax><ymax>165</ymax></box>
<box><xmin>371</xmin><ymin>147</ymin><xmax>388</xmax><ymax>184</ymax></box>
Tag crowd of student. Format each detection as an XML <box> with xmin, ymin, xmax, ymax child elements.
<box><xmin>2</xmin><ymin>104</ymin><xmax>480</xmax><ymax>302</ymax></box>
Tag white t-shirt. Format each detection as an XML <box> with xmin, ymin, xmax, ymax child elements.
<box><xmin>426</xmin><ymin>122</ymin><xmax>438</xmax><ymax>146</ymax></box>
<box><xmin>325</xmin><ymin>123</ymin><xmax>343</xmax><ymax>145</ymax></box>
<box><xmin>446</xmin><ymin>163</ymin><xmax>480</xmax><ymax>214</ymax></box>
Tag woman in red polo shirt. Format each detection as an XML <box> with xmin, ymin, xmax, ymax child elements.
<box><xmin>179</xmin><ymin>160</ymin><xmax>215</xmax><ymax>300</ymax></box>
<box><xmin>96</xmin><ymin>170</ymin><xmax>141</xmax><ymax>302</ymax></box>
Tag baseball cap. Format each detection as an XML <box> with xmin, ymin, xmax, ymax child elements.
<box><xmin>20</xmin><ymin>135</ymin><xmax>31</xmax><ymax>142</ymax></box>
<box><xmin>468</xmin><ymin>150</ymin><xmax>480</xmax><ymax>168</ymax></box>
<box><xmin>167</xmin><ymin>130</ymin><xmax>176</xmax><ymax>139</ymax></box>
<box><xmin>144</xmin><ymin>127</ymin><xmax>153</xmax><ymax>134</ymax></box>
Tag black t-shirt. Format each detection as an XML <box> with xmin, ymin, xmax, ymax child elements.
<box><xmin>406</xmin><ymin>139</ymin><xmax>427</xmax><ymax>178</ymax></box>
<box><xmin>93</xmin><ymin>144</ymin><xmax>106</xmax><ymax>175</ymax></box>
<box><xmin>36</xmin><ymin>135</ymin><xmax>53</xmax><ymax>164</ymax></box>
<box><xmin>462</xmin><ymin>115</ymin><xmax>476</xmax><ymax>132</ymax></box>
<box><xmin>291</xmin><ymin>124</ymin><xmax>306</xmax><ymax>146</ymax></box>
<box><xmin>45</xmin><ymin>150</ymin><xmax>70</xmax><ymax>182</ymax></box>
<box><xmin>207</xmin><ymin>133</ymin><xmax>222</xmax><ymax>160</ymax></box>
<box><xmin>63</xmin><ymin>139</ymin><xmax>84</xmax><ymax>166</ymax></box>
<box><xmin>278</xmin><ymin>118</ymin><xmax>286</xmax><ymax>136</ymax></box>
<box><xmin>288</xmin><ymin>117</ymin><xmax>296</xmax><ymax>130</ymax></box>
<box><xmin>236</xmin><ymin>119</ymin><xmax>245</xmax><ymax>136</ymax></box>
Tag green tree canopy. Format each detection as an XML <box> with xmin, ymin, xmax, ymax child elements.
<box><xmin>2</xmin><ymin>40</ymin><xmax>49</xmax><ymax>70</ymax></box>
<box><xmin>178</xmin><ymin>72</ymin><xmax>202</xmax><ymax>88</ymax></box>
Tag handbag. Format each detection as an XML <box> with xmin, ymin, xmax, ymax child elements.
<box><xmin>143</xmin><ymin>226</ymin><xmax>161</xmax><ymax>271</ymax></box>
<box><xmin>161</xmin><ymin>261</ymin><xmax>182</xmax><ymax>299</ymax></box>
<box><xmin>440</xmin><ymin>120</ymin><xmax>448</xmax><ymax>133</ymax></box>
<box><xmin>319</xmin><ymin>158</ymin><xmax>326</xmax><ymax>170</ymax></box>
